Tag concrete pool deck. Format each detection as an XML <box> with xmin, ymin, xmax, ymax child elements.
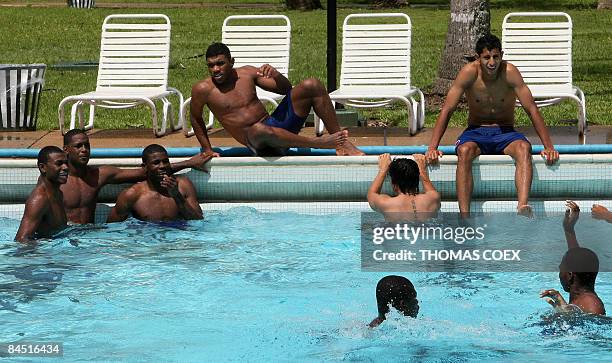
<box><xmin>0</xmin><ymin>125</ymin><xmax>611</xmax><ymax>151</ymax></box>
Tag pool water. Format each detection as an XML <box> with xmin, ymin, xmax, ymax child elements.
<box><xmin>0</xmin><ymin>208</ymin><xmax>611</xmax><ymax>362</ymax></box>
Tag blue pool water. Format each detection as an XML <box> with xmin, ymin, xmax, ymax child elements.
<box><xmin>0</xmin><ymin>208</ymin><xmax>611</xmax><ymax>362</ymax></box>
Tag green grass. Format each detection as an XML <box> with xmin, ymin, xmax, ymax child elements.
<box><xmin>0</xmin><ymin>4</ymin><xmax>609</xmax><ymax>131</ymax></box>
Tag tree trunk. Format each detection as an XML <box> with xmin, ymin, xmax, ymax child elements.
<box><xmin>598</xmin><ymin>0</ymin><xmax>612</xmax><ymax>9</ymax></box>
<box><xmin>285</xmin><ymin>0</ymin><xmax>323</xmax><ymax>10</ymax></box>
<box><xmin>430</xmin><ymin>0</ymin><xmax>490</xmax><ymax>96</ymax></box>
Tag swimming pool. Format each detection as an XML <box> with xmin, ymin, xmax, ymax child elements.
<box><xmin>1</xmin><ymin>208</ymin><xmax>610</xmax><ymax>361</ymax></box>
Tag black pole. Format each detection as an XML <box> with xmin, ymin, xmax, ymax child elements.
<box><xmin>326</xmin><ymin>0</ymin><xmax>337</xmax><ymax>93</ymax></box>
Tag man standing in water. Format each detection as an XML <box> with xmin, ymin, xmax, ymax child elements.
<box><xmin>62</xmin><ymin>129</ymin><xmax>212</xmax><ymax>224</ymax></box>
<box><xmin>15</xmin><ymin>146</ymin><xmax>69</xmax><ymax>242</ymax></box>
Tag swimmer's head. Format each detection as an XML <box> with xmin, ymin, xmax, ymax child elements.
<box><xmin>37</xmin><ymin>146</ymin><xmax>68</xmax><ymax>184</ymax></box>
<box><xmin>206</xmin><ymin>42</ymin><xmax>234</xmax><ymax>84</ymax></box>
<box><xmin>63</xmin><ymin>129</ymin><xmax>91</xmax><ymax>166</ymax></box>
<box><xmin>476</xmin><ymin>34</ymin><xmax>503</xmax><ymax>76</ymax></box>
<box><xmin>142</xmin><ymin>144</ymin><xmax>168</xmax><ymax>163</ymax></box>
<box><xmin>388</xmin><ymin>158</ymin><xmax>419</xmax><ymax>194</ymax></box>
<box><xmin>376</xmin><ymin>275</ymin><xmax>419</xmax><ymax>318</ymax></box>
<box><xmin>559</xmin><ymin>247</ymin><xmax>599</xmax><ymax>292</ymax></box>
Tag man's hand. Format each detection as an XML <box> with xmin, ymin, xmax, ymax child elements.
<box><xmin>161</xmin><ymin>175</ymin><xmax>180</xmax><ymax>198</ymax></box>
<box><xmin>378</xmin><ymin>153</ymin><xmax>391</xmax><ymax>173</ymax></box>
<box><xmin>563</xmin><ymin>200</ymin><xmax>580</xmax><ymax>231</ymax></box>
<box><xmin>540</xmin><ymin>148</ymin><xmax>559</xmax><ymax>165</ymax></box>
<box><xmin>412</xmin><ymin>154</ymin><xmax>428</xmax><ymax>174</ymax></box>
<box><xmin>426</xmin><ymin>148</ymin><xmax>443</xmax><ymax>164</ymax></box>
<box><xmin>591</xmin><ymin>204</ymin><xmax>610</xmax><ymax>221</ymax></box>
<box><xmin>257</xmin><ymin>64</ymin><xmax>280</xmax><ymax>79</ymax></box>
<box><xmin>188</xmin><ymin>151</ymin><xmax>217</xmax><ymax>171</ymax></box>
<box><xmin>540</xmin><ymin>289</ymin><xmax>568</xmax><ymax>309</ymax></box>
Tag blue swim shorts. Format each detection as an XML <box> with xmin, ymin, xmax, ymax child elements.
<box><xmin>455</xmin><ymin>126</ymin><xmax>530</xmax><ymax>155</ymax></box>
<box><xmin>262</xmin><ymin>90</ymin><xmax>307</xmax><ymax>134</ymax></box>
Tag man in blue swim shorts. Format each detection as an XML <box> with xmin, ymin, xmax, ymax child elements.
<box><xmin>426</xmin><ymin>34</ymin><xmax>559</xmax><ymax>217</ymax></box>
<box><xmin>190</xmin><ymin>42</ymin><xmax>364</xmax><ymax>157</ymax></box>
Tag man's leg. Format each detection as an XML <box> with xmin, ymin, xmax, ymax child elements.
<box><xmin>247</xmin><ymin>122</ymin><xmax>347</xmax><ymax>151</ymax></box>
<box><xmin>456</xmin><ymin>142</ymin><xmax>481</xmax><ymax>218</ymax></box>
<box><xmin>291</xmin><ymin>78</ymin><xmax>364</xmax><ymax>156</ymax></box>
<box><xmin>503</xmin><ymin>140</ymin><xmax>533</xmax><ymax>216</ymax></box>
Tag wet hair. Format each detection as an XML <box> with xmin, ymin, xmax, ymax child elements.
<box><xmin>63</xmin><ymin>129</ymin><xmax>87</xmax><ymax>146</ymax></box>
<box><xmin>388</xmin><ymin>158</ymin><xmax>420</xmax><ymax>194</ymax></box>
<box><xmin>475</xmin><ymin>34</ymin><xmax>502</xmax><ymax>55</ymax></box>
<box><xmin>561</xmin><ymin>247</ymin><xmax>599</xmax><ymax>289</ymax></box>
<box><xmin>37</xmin><ymin>146</ymin><xmax>64</xmax><ymax>166</ymax></box>
<box><xmin>206</xmin><ymin>42</ymin><xmax>231</xmax><ymax>60</ymax></box>
<box><xmin>376</xmin><ymin>275</ymin><xmax>418</xmax><ymax>317</ymax></box>
<box><xmin>142</xmin><ymin>144</ymin><xmax>168</xmax><ymax>163</ymax></box>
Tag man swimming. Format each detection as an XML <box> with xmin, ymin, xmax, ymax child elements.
<box><xmin>62</xmin><ymin>129</ymin><xmax>212</xmax><ymax>224</ymax></box>
<box><xmin>425</xmin><ymin>34</ymin><xmax>559</xmax><ymax>217</ymax></box>
<box><xmin>369</xmin><ymin>275</ymin><xmax>419</xmax><ymax>328</ymax></box>
<box><xmin>367</xmin><ymin>153</ymin><xmax>440</xmax><ymax>222</ymax></box>
<box><xmin>15</xmin><ymin>146</ymin><xmax>68</xmax><ymax>243</ymax></box>
<box><xmin>540</xmin><ymin>201</ymin><xmax>605</xmax><ymax>315</ymax></box>
<box><xmin>190</xmin><ymin>42</ymin><xmax>364</xmax><ymax>156</ymax></box>
<box><xmin>106</xmin><ymin>144</ymin><xmax>203</xmax><ymax>222</ymax></box>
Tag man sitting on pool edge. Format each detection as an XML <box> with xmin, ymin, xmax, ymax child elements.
<box><xmin>107</xmin><ymin>144</ymin><xmax>203</xmax><ymax>223</ymax></box>
<box><xmin>425</xmin><ymin>34</ymin><xmax>559</xmax><ymax>218</ymax></box>
<box><xmin>190</xmin><ymin>42</ymin><xmax>364</xmax><ymax>157</ymax></box>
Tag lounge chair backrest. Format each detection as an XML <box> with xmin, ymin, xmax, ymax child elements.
<box><xmin>222</xmin><ymin>15</ymin><xmax>291</xmax><ymax>77</ymax></box>
<box><xmin>96</xmin><ymin>14</ymin><xmax>171</xmax><ymax>93</ymax></box>
<box><xmin>502</xmin><ymin>12</ymin><xmax>573</xmax><ymax>94</ymax></box>
<box><xmin>339</xmin><ymin>13</ymin><xmax>412</xmax><ymax>89</ymax></box>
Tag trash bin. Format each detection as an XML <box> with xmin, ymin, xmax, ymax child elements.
<box><xmin>67</xmin><ymin>0</ymin><xmax>96</xmax><ymax>8</ymax></box>
<box><xmin>0</xmin><ymin>64</ymin><xmax>46</xmax><ymax>131</ymax></box>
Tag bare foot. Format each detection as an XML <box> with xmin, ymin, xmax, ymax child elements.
<box><xmin>517</xmin><ymin>204</ymin><xmax>534</xmax><ymax>218</ymax></box>
<box><xmin>335</xmin><ymin>130</ymin><xmax>365</xmax><ymax>156</ymax></box>
<box><xmin>316</xmin><ymin>130</ymin><xmax>347</xmax><ymax>149</ymax></box>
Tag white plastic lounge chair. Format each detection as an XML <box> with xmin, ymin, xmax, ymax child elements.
<box><xmin>502</xmin><ymin>12</ymin><xmax>586</xmax><ymax>136</ymax></box>
<box><xmin>314</xmin><ymin>13</ymin><xmax>425</xmax><ymax>136</ymax></box>
<box><xmin>181</xmin><ymin>14</ymin><xmax>291</xmax><ymax>137</ymax></box>
<box><xmin>58</xmin><ymin>14</ymin><xmax>183</xmax><ymax>137</ymax></box>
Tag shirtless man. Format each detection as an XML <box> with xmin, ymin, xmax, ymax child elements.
<box><xmin>107</xmin><ymin>144</ymin><xmax>203</xmax><ymax>222</ymax></box>
<box><xmin>540</xmin><ymin>201</ymin><xmax>605</xmax><ymax>315</ymax></box>
<box><xmin>15</xmin><ymin>146</ymin><xmax>68</xmax><ymax>243</ymax></box>
<box><xmin>367</xmin><ymin>153</ymin><xmax>440</xmax><ymax>222</ymax></box>
<box><xmin>62</xmin><ymin>129</ymin><xmax>212</xmax><ymax>224</ymax></box>
<box><xmin>426</xmin><ymin>34</ymin><xmax>559</xmax><ymax>217</ymax></box>
<box><xmin>190</xmin><ymin>42</ymin><xmax>364</xmax><ymax>156</ymax></box>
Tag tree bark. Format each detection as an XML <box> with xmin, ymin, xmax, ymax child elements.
<box><xmin>285</xmin><ymin>0</ymin><xmax>323</xmax><ymax>10</ymax></box>
<box><xmin>430</xmin><ymin>0</ymin><xmax>490</xmax><ymax>96</ymax></box>
<box><xmin>598</xmin><ymin>0</ymin><xmax>612</xmax><ymax>10</ymax></box>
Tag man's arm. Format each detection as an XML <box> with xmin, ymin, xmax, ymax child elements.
<box><xmin>253</xmin><ymin>64</ymin><xmax>292</xmax><ymax>95</ymax></box>
<box><xmin>563</xmin><ymin>200</ymin><xmax>580</xmax><ymax>249</ymax></box>
<box><xmin>367</xmin><ymin>153</ymin><xmax>393</xmax><ymax>212</ymax></box>
<box><xmin>171</xmin><ymin>152</ymin><xmax>214</xmax><ymax>173</ymax></box>
<box><xmin>426</xmin><ymin>65</ymin><xmax>476</xmax><ymax>163</ymax></box>
<box><xmin>506</xmin><ymin>63</ymin><xmax>558</xmax><ymax>164</ymax></box>
<box><xmin>106</xmin><ymin>187</ymin><xmax>137</xmax><ymax>223</ymax></box>
<box><xmin>100</xmin><ymin>165</ymin><xmax>145</xmax><ymax>185</ymax></box>
<box><xmin>165</xmin><ymin>176</ymin><xmax>203</xmax><ymax>220</ymax></box>
<box><xmin>15</xmin><ymin>193</ymin><xmax>48</xmax><ymax>243</ymax></box>
<box><xmin>592</xmin><ymin>204</ymin><xmax>612</xmax><ymax>223</ymax></box>
<box><xmin>413</xmin><ymin>154</ymin><xmax>441</xmax><ymax>209</ymax></box>
<box><xmin>190</xmin><ymin>81</ymin><xmax>218</xmax><ymax>155</ymax></box>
